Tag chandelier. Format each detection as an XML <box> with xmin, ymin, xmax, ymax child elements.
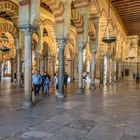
<box><xmin>102</xmin><ymin>0</ymin><xmax>116</xmax><ymax>44</ymax></box>
<box><xmin>0</xmin><ymin>0</ymin><xmax>10</xmax><ymax>52</ymax></box>
<box><xmin>0</xmin><ymin>32</ymin><xmax>10</xmax><ymax>52</ymax></box>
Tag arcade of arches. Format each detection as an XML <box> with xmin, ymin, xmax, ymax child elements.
<box><xmin>0</xmin><ymin>0</ymin><xmax>140</xmax><ymax>108</ymax></box>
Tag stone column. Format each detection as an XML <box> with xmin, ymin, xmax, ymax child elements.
<box><xmin>116</xmin><ymin>62</ymin><xmax>119</xmax><ymax>81</ymax></box>
<box><xmin>51</xmin><ymin>55</ymin><xmax>55</xmax><ymax>80</ymax></box>
<box><xmin>112</xmin><ymin>61</ymin><xmax>115</xmax><ymax>83</ymax></box>
<box><xmin>71</xmin><ymin>58</ymin><xmax>74</xmax><ymax>82</ymax></box>
<box><xmin>100</xmin><ymin>55</ymin><xmax>104</xmax><ymax>85</ymax></box>
<box><xmin>56</xmin><ymin>38</ymin><xmax>65</xmax><ymax>98</ymax></box>
<box><xmin>36</xmin><ymin>30</ymin><xmax>41</xmax><ymax>72</ymax></box>
<box><xmin>74</xmin><ymin>56</ymin><xmax>78</xmax><ymax>81</ymax></box>
<box><xmin>70</xmin><ymin>52</ymin><xmax>74</xmax><ymax>82</ymax></box>
<box><xmin>16</xmin><ymin>48</ymin><xmax>22</xmax><ymax>86</ymax></box>
<box><xmin>121</xmin><ymin>62</ymin><xmax>124</xmax><ymax>79</ymax></box>
<box><xmin>10</xmin><ymin>58</ymin><xmax>14</xmax><ymax>82</ymax></box>
<box><xmin>34</xmin><ymin>41</ymin><xmax>40</xmax><ymax>71</ymax></box>
<box><xmin>106</xmin><ymin>57</ymin><xmax>110</xmax><ymax>85</ymax></box>
<box><xmin>77</xmin><ymin>47</ymin><xmax>83</xmax><ymax>92</ymax></box>
<box><xmin>44</xmin><ymin>56</ymin><xmax>48</xmax><ymax>72</ymax></box>
<box><xmin>90</xmin><ymin>48</ymin><xmax>96</xmax><ymax>89</ymax></box>
<box><xmin>0</xmin><ymin>61</ymin><xmax>2</xmax><ymax>81</ymax></box>
<box><xmin>23</xmin><ymin>28</ymin><xmax>32</xmax><ymax>108</ymax></box>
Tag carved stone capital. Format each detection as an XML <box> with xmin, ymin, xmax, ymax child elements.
<box><xmin>18</xmin><ymin>24</ymin><xmax>38</xmax><ymax>33</ymax></box>
<box><xmin>91</xmin><ymin>48</ymin><xmax>96</xmax><ymax>54</ymax></box>
<box><xmin>56</xmin><ymin>38</ymin><xmax>65</xmax><ymax>48</ymax></box>
<box><xmin>16</xmin><ymin>48</ymin><xmax>22</xmax><ymax>53</ymax></box>
<box><xmin>78</xmin><ymin>47</ymin><xmax>83</xmax><ymax>52</ymax></box>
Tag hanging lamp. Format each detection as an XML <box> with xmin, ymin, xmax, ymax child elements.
<box><xmin>102</xmin><ymin>0</ymin><xmax>116</xmax><ymax>44</ymax></box>
<box><xmin>0</xmin><ymin>0</ymin><xmax>10</xmax><ymax>52</ymax></box>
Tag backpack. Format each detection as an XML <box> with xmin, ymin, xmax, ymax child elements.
<box><xmin>44</xmin><ymin>78</ymin><xmax>49</xmax><ymax>85</ymax></box>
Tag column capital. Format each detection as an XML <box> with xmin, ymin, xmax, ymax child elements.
<box><xmin>78</xmin><ymin>47</ymin><xmax>83</xmax><ymax>52</ymax></box>
<box><xmin>18</xmin><ymin>24</ymin><xmax>38</xmax><ymax>33</ymax></box>
<box><xmin>56</xmin><ymin>38</ymin><xmax>65</xmax><ymax>48</ymax></box>
<box><xmin>16</xmin><ymin>48</ymin><xmax>22</xmax><ymax>54</ymax></box>
<box><xmin>91</xmin><ymin>48</ymin><xmax>96</xmax><ymax>54</ymax></box>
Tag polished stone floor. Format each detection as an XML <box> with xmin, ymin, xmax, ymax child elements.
<box><xmin>0</xmin><ymin>79</ymin><xmax>140</xmax><ymax>140</ymax></box>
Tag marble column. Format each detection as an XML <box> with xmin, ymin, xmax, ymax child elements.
<box><xmin>70</xmin><ymin>52</ymin><xmax>74</xmax><ymax>82</ymax></box>
<box><xmin>100</xmin><ymin>55</ymin><xmax>104</xmax><ymax>85</ymax></box>
<box><xmin>44</xmin><ymin>56</ymin><xmax>48</xmax><ymax>72</ymax></box>
<box><xmin>112</xmin><ymin>61</ymin><xmax>115</xmax><ymax>83</ymax></box>
<box><xmin>74</xmin><ymin>56</ymin><xmax>78</xmax><ymax>81</ymax></box>
<box><xmin>0</xmin><ymin>61</ymin><xmax>2</xmax><ymax>81</ymax></box>
<box><xmin>16</xmin><ymin>48</ymin><xmax>22</xmax><ymax>86</ymax></box>
<box><xmin>90</xmin><ymin>49</ymin><xmax>96</xmax><ymax>89</ymax></box>
<box><xmin>51</xmin><ymin>56</ymin><xmax>55</xmax><ymax>80</ymax></box>
<box><xmin>35</xmin><ymin>41</ymin><xmax>40</xmax><ymax>71</ymax></box>
<box><xmin>77</xmin><ymin>47</ymin><xmax>83</xmax><ymax>92</ymax></box>
<box><xmin>56</xmin><ymin>38</ymin><xmax>65</xmax><ymax>98</ymax></box>
<box><xmin>10</xmin><ymin>58</ymin><xmax>14</xmax><ymax>82</ymax></box>
<box><xmin>116</xmin><ymin>62</ymin><xmax>119</xmax><ymax>81</ymax></box>
<box><xmin>23</xmin><ymin>29</ymin><xmax>32</xmax><ymax>108</ymax></box>
<box><xmin>106</xmin><ymin>57</ymin><xmax>110</xmax><ymax>85</ymax></box>
<box><xmin>36</xmin><ymin>30</ymin><xmax>41</xmax><ymax>72</ymax></box>
<box><xmin>121</xmin><ymin>62</ymin><xmax>124</xmax><ymax>79</ymax></box>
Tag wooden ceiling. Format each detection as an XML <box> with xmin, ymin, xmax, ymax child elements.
<box><xmin>111</xmin><ymin>0</ymin><xmax>140</xmax><ymax>36</ymax></box>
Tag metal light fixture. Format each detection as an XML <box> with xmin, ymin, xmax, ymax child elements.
<box><xmin>102</xmin><ymin>0</ymin><xmax>116</xmax><ymax>44</ymax></box>
<box><xmin>0</xmin><ymin>33</ymin><xmax>10</xmax><ymax>52</ymax></box>
<box><xmin>0</xmin><ymin>0</ymin><xmax>10</xmax><ymax>52</ymax></box>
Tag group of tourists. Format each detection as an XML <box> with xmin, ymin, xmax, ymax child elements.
<box><xmin>14</xmin><ymin>70</ymin><xmax>91</xmax><ymax>97</ymax></box>
<box><xmin>32</xmin><ymin>71</ymin><xmax>51</xmax><ymax>96</ymax></box>
<box><xmin>32</xmin><ymin>71</ymin><xmax>70</xmax><ymax>97</ymax></box>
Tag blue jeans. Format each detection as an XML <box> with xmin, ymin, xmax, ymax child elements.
<box><xmin>33</xmin><ymin>84</ymin><xmax>40</xmax><ymax>96</ymax></box>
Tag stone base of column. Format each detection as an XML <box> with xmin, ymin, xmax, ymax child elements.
<box><xmin>105</xmin><ymin>81</ymin><xmax>110</xmax><ymax>86</ymax></box>
<box><xmin>99</xmin><ymin>83</ymin><xmax>104</xmax><ymax>87</ymax></box>
<box><xmin>90</xmin><ymin>84</ymin><xmax>96</xmax><ymax>90</ymax></box>
<box><xmin>56</xmin><ymin>93</ymin><xmax>64</xmax><ymax>99</ymax></box>
<box><xmin>23</xmin><ymin>101</ymin><xmax>32</xmax><ymax>109</ymax></box>
<box><xmin>11</xmin><ymin>79</ymin><xmax>14</xmax><ymax>82</ymax></box>
<box><xmin>77</xmin><ymin>88</ymin><xmax>84</xmax><ymax>94</ymax></box>
<box><xmin>16</xmin><ymin>84</ymin><xmax>21</xmax><ymax>88</ymax></box>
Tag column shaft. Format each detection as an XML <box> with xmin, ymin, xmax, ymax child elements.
<box><xmin>91</xmin><ymin>50</ymin><xmax>95</xmax><ymax>88</ymax></box>
<box><xmin>78</xmin><ymin>48</ymin><xmax>83</xmax><ymax>89</ymax></box>
<box><xmin>57</xmin><ymin>38</ymin><xmax>65</xmax><ymax>98</ymax></box>
<box><xmin>71</xmin><ymin>58</ymin><xmax>74</xmax><ymax>82</ymax></box>
<box><xmin>100</xmin><ymin>56</ymin><xmax>104</xmax><ymax>85</ymax></box>
<box><xmin>51</xmin><ymin>56</ymin><xmax>55</xmax><ymax>81</ymax></box>
<box><xmin>10</xmin><ymin>59</ymin><xmax>14</xmax><ymax>82</ymax></box>
<box><xmin>44</xmin><ymin>56</ymin><xmax>48</xmax><ymax>72</ymax></box>
<box><xmin>106</xmin><ymin>58</ymin><xmax>110</xmax><ymax>84</ymax></box>
<box><xmin>0</xmin><ymin>61</ymin><xmax>2</xmax><ymax>81</ymax></box>
<box><xmin>116</xmin><ymin>62</ymin><xmax>119</xmax><ymax>81</ymax></box>
<box><xmin>17</xmin><ymin>48</ymin><xmax>21</xmax><ymax>86</ymax></box>
<box><xmin>112</xmin><ymin>61</ymin><xmax>115</xmax><ymax>82</ymax></box>
<box><xmin>23</xmin><ymin>30</ymin><xmax>32</xmax><ymax>107</ymax></box>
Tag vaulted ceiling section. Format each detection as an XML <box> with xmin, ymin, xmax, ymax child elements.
<box><xmin>111</xmin><ymin>0</ymin><xmax>140</xmax><ymax>36</ymax></box>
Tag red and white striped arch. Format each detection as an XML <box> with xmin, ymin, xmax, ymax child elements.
<box><xmin>71</xmin><ymin>9</ymin><xmax>83</xmax><ymax>34</ymax></box>
<box><xmin>0</xmin><ymin>0</ymin><xmax>18</xmax><ymax>23</ymax></box>
<box><xmin>41</xmin><ymin>0</ymin><xmax>64</xmax><ymax>24</ymax></box>
<box><xmin>88</xmin><ymin>20</ymin><xmax>96</xmax><ymax>41</ymax></box>
<box><xmin>0</xmin><ymin>22</ymin><xmax>18</xmax><ymax>37</ymax></box>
